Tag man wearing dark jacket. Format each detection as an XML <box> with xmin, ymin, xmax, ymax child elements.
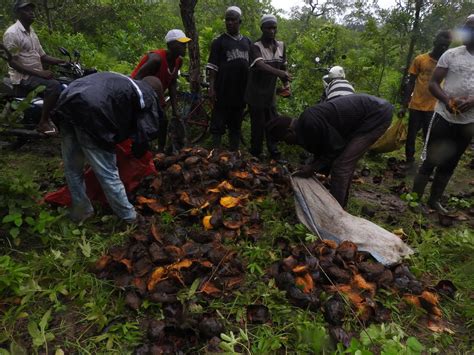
<box><xmin>268</xmin><ymin>94</ymin><xmax>392</xmax><ymax>207</ymax></box>
<box><xmin>53</xmin><ymin>72</ymin><xmax>162</xmax><ymax>222</ymax></box>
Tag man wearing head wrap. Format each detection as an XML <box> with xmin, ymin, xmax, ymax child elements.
<box><xmin>412</xmin><ymin>15</ymin><xmax>474</xmax><ymax>213</ymax></box>
<box><xmin>206</xmin><ymin>6</ymin><xmax>252</xmax><ymax>151</ymax></box>
<box><xmin>131</xmin><ymin>29</ymin><xmax>191</xmax><ymax>153</ymax></box>
<box><xmin>399</xmin><ymin>30</ymin><xmax>452</xmax><ymax>170</ymax></box>
<box><xmin>244</xmin><ymin>14</ymin><xmax>292</xmax><ymax>160</ymax></box>
<box><xmin>267</xmin><ymin>94</ymin><xmax>392</xmax><ymax>208</ymax></box>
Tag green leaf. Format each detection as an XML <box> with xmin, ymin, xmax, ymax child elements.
<box><xmin>79</xmin><ymin>236</ymin><xmax>92</xmax><ymax>258</ymax></box>
<box><xmin>9</xmin><ymin>227</ymin><xmax>20</xmax><ymax>239</ymax></box>
<box><xmin>39</xmin><ymin>309</ymin><xmax>52</xmax><ymax>332</ymax></box>
<box><xmin>406</xmin><ymin>337</ymin><xmax>424</xmax><ymax>353</ymax></box>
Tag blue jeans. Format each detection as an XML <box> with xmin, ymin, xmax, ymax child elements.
<box><xmin>60</xmin><ymin>121</ymin><xmax>137</xmax><ymax>221</ymax></box>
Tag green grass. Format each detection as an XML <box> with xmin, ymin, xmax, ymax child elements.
<box><xmin>0</xmin><ymin>138</ymin><xmax>473</xmax><ymax>354</ymax></box>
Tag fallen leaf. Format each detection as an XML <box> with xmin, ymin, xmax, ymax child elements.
<box><xmin>120</xmin><ymin>259</ymin><xmax>133</xmax><ymax>273</ymax></box>
<box><xmin>292</xmin><ymin>265</ymin><xmax>308</xmax><ymax>273</ymax></box>
<box><xmin>230</xmin><ymin>171</ymin><xmax>250</xmax><ymax>179</ymax></box>
<box><xmin>147</xmin><ymin>267</ymin><xmax>167</xmax><ymax>291</ymax></box>
<box><xmin>95</xmin><ymin>255</ymin><xmax>111</xmax><ymax>271</ymax></box>
<box><xmin>220</xmin><ymin>196</ymin><xmax>240</xmax><ymax>209</ymax></box>
<box><xmin>392</xmin><ymin>228</ymin><xmax>407</xmax><ymax>238</ymax></box>
<box><xmin>137</xmin><ymin>196</ymin><xmax>156</xmax><ymax>204</ymax></box>
<box><xmin>169</xmin><ymin>259</ymin><xmax>193</xmax><ymax>270</ymax></box>
<box><xmin>200</xmin><ymin>281</ymin><xmax>221</xmax><ymax>295</ymax></box>
<box><xmin>222</xmin><ymin>220</ymin><xmax>243</xmax><ymax>230</ymax></box>
<box><xmin>427</xmin><ymin>318</ymin><xmax>455</xmax><ymax>334</ymax></box>
<box><xmin>403</xmin><ymin>294</ymin><xmax>421</xmax><ymax>308</ymax></box>
<box><xmin>295</xmin><ymin>273</ymin><xmax>314</xmax><ymax>293</ymax></box>
<box><xmin>203</xmin><ymin>216</ymin><xmax>213</xmax><ymax>230</ymax></box>
<box><xmin>151</xmin><ymin>223</ymin><xmax>162</xmax><ymax>243</ymax></box>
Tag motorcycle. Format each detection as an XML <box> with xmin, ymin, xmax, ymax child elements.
<box><xmin>0</xmin><ymin>45</ymin><xmax>96</xmax><ymax>147</ymax></box>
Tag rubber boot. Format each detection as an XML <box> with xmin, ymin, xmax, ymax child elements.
<box><xmin>229</xmin><ymin>131</ymin><xmax>240</xmax><ymax>152</ymax></box>
<box><xmin>412</xmin><ymin>173</ymin><xmax>430</xmax><ymax>200</ymax></box>
<box><xmin>428</xmin><ymin>172</ymin><xmax>451</xmax><ymax>214</ymax></box>
<box><xmin>212</xmin><ymin>134</ymin><xmax>222</xmax><ymax>149</ymax></box>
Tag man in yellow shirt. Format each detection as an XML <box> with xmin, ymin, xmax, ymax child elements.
<box><xmin>399</xmin><ymin>30</ymin><xmax>451</xmax><ymax>168</ymax></box>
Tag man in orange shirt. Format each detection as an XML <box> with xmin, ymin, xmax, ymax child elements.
<box><xmin>399</xmin><ymin>30</ymin><xmax>451</xmax><ymax>169</ymax></box>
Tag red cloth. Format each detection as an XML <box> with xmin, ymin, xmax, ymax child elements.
<box><xmin>130</xmin><ymin>49</ymin><xmax>182</xmax><ymax>92</ymax></box>
<box><xmin>44</xmin><ymin>139</ymin><xmax>156</xmax><ymax>207</ymax></box>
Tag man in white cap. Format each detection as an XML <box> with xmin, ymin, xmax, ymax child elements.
<box><xmin>131</xmin><ymin>29</ymin><xmax>191</xmax><ymax>153</ymax></box>
<box><xmin>245</xmin><ymin>14</ymin><xmax>291</xmax><ymax>160</ymax></box>
<box><xmin>206</xmin><ymin>6</ymin><xmax>252</xmax><ymax>151</ymax></box>
<box><xmin>320</xmin><ymin>65</ymin><xmax>355</xmax><ymax>102</ymax></box>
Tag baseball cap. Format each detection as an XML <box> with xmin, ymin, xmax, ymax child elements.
<box><xmin>13</xmin><ymin>0</ymin><xmax>35</xmax><ymax>12</ymax></box>
<box><xmin>165</xmin><ymin>29</ymin><xmax>191</xmax><ymax>44</ymax></box>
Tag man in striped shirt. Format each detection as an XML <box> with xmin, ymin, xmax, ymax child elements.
<box><xmin>320</xmin><ymin>66</ymin><xmax>355</xmax><ymax>102</ymax></box>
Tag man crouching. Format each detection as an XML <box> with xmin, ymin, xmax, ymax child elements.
<box><xmin>267</xmin><ymin>94</ymin><xmax>392</xmax><ymax>208</ymax></box>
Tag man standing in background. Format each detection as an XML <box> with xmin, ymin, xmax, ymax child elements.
<box><xmin>206</xmin><ymin>6</ymin><xmax>251</xmax><ymax>151</ymax></box>
<box><xmin>399</xmin><ymin>30</ymin><xmax>452</xmax><ymax>170</ymax></box>
<box><xmin>412</xmin><ymin>16</ymin><xmax>474</xmax><ymax>213</ymax></box>
<box><xmin>132</xmin><ymin>29</ymin><xmax>191</xmax><ymax>153</ymax></box>
<box><xmin>245</xmin><ymin>14</ymin><xmax>291</xmax><ymax>160</ymax></box>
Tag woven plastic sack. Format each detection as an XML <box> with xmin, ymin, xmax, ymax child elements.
<box><xmin>370</xmin><ymin>118</ymin><xmax>407</xmax><ymax>153</ymax></box>
<box><xmin>292</xmin><ymin>176</ymin><xmax>413</xmax><ymax>265</ymax></box>
<box><xmin>44</xmin><ymin>139</ymin><xmax>156</xmax><ymax>207</ymax></box>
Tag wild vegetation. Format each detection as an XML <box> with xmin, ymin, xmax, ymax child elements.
<box><xmin>0</xmin><ymin>0</ymin><xmax>473</xmax><ymax>353</ymax></box>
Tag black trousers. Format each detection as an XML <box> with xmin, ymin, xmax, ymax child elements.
<box><xmin>15</xmin><ymin>75</ymin><xmax>62</xmax><ymax>98</ymax></box>
<box><xmin>330</xmin><ymin>106</ymin><xmax>392</xmax><ymax>207</ymax></box>
<box><xmin>210</xmin><ymin>105</ymin><xmax>244</xmax><ymax>148</ymax></box>
<box><xmin>249</xmin><ymin>105</ymin><xmax>279</xmax><ymax>158</ymax></box>
<box><xmin>405</xmin><ymin>109</ymin><xmax>432</xmax><ymax>161</ymax></box>
<box><xmin>419</xmin><ymin>113</ymin><xmax>474</xmax><ymax>176</ymax></box>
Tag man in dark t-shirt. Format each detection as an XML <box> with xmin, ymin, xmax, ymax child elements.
<box><xmin>206</xmin><ymin>6</ymin><xmax>251</xmax><ymax>151</ymax></box>
<box><xmin>244</xmin><ymin>14</ymin><xmax>291</xmax><ymax>160</ymax></box>
<box><xmin>267</xmin><ymin>94</ymin><xmax>392</xmax><ymax>208</ymax></box>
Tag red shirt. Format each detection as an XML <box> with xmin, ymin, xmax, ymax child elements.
<box><xmin>130</xmin><ymin>49</ymin><xmax>182</xmax><ymax>92</ymax></box>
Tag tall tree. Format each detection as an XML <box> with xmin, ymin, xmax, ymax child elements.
<box><xmin>180</xmin><ymin>0</ymin><xmax>200</xmax><ymax>93</ymax></box>
<box><xmin>399</xmin><ymin>0</ymin><xmax>423</xmax><ymax>101</ymax></box>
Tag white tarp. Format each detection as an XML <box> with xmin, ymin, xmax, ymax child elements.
<box><xmin>291</xmin><ymin>176</ymin><xmax>413</xmax><ymax>265</ymax></box>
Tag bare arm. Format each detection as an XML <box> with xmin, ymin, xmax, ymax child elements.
<box><xmin>169</xmin><ymin>78</ymin><xmax>178</xmax><ymax>118</ymax></box>
<box><xmin>398</xmin><ymin>74</ymin><xmax>416</xmax><ymax>116</ymax></box>
<box><xmin>134</xmin><ymin>53</ymin><xmax>161</xmax><ymax>80</ymax></box>
<box><xmin>41</xmin><ymin>54</ymin><xmax>65</xmax><ymax>66</ymax></box>
<box><xmin>207</xmin><ymin>68</ymin><xmax>217</xmax><ymax>101</ymax></box>
<box><xmin>253</xmin><ymin>60</ymin><xmax>291</xmax><ymax>81</ymax></box>
<box><xmin>9</xmin><ymin>55</ymin><xmax>53</xmax><ymax>79</ymax></box>
<box><xmin>429</xmin><ymin>67</ymin><xmax>450</xmax><ymax>109</ymax></box>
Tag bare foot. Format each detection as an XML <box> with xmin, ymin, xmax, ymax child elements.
<box><xmin>36</xmin><ymin>121</ymin><xmax>58</xmax><ymax>136</ymax></box>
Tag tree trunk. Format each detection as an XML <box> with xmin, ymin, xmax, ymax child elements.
<box><xmin>42</xmin><ymin>0</ymin><xmax>54</xmax><ymax>34</ymax></box>
<box><xmin>399</xmin><ymin>0</ymin><xmax>423</xmax><ymax>101</ymax></box>
<box><xmin>179</xmin><ymin>0</ymin><xmax>200</xmax><ymax>94</ymax></box>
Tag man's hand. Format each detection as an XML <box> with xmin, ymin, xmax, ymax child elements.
<box><xmin>36</xmin><ymin>70</ymin><xmax>54</xmax><ymax>80</ymax></box>
<box><xmin>293</xmin><ymin>165</ymin><xmax>315</xmax><ymax>178</ymax></box>
<box><xmin>208</xmin><ymin>86</ymin><xmax>216</xmax><ymax>102</ymax></box>
<box><xmin>398</xmin><ymin>106</ymin><xmax>407</xmax><ymax>118</ymax></box>
<box><xmin>278</xmin><ymin>70</ymin><xmax>292</xmax><ymax>82</ymax></box>
<box><xmin>455</xmin><ymin>96</ymin><xmax>474</xmax><ymax>113</ymax></box>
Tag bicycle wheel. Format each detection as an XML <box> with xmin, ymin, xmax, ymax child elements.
<box><xmin>176</xmin><ymin>91</ymin><xmax>211</xmax><ymax>145</ymax></box>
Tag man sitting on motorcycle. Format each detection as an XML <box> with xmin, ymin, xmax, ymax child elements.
<box><xmin>3</xmin><ymin>0</ymin><xmax>65</xmax><ymax>135</ymax></box>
